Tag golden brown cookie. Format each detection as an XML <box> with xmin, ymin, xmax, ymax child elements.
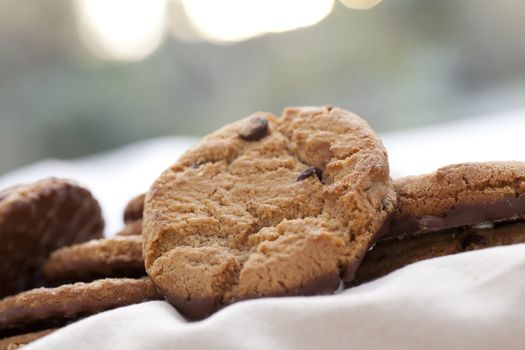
<box><xmin>355</xmin><ymin>221</ymin><xmax>525</xmax><ymax>284</ymax></box>
<box><xmin>0</xmin><ymin>178</ymin><xmax>104</xmax><ymax>298</ymax></box>
<box><xmin>123</xmin><ymin>193</ymin><xmax>145</xmax><ymax>224</ymax></box>
<box><xmin>0</xmin><ymin>328</ymin><xmax>55</xmax><ymax>350</ymax></box>
<box><xmin>43</xmin><ymin>236</ymin><xmax>144</xmax><ymax>285</ymax></box>
<box><xmin>388</xmin><ymin>162</ymin><xmax>525</xmax><ymax>238</ymax></box>
<box><xmin>0</xmin><ymin>278</ymin><xmax>161</xmax><ymax>338</ymax></box>
<box><xmin>143</xmin><ymin>106</ymin><xmax>396</xmax><ymax>319</ymax></box>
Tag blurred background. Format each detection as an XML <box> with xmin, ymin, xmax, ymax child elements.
<box><xmin>1</xmin><ymin>0</ymin><xmax>525</xmax><ymax>175</ymax></box>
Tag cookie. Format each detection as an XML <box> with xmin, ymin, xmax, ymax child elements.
<box><xmin>116</xmin><ymin>220</ymin><xmax>142</xmax><ymax>236</ymax></box>
<box><xmin>0</xmin><ymin>278</ymin><xmax>161</xmax><ymax>338</ymax></box>
<box><xmin>354</xmin><ymin>162</ymin><xmax>525</xmax><ymax>284</ymax></box>
<box><xmin>388</xmin><ymin>162</ymin><xmax>525</xmax><ymax>238</ymax></box>
<box><xmin>0</xmin><ymin>328</ymin><xmax>55</xmax><ymax>350</ymax></box>
<box><xmin>355</xmin><ymin>221</ymin><xmax>525</xmax><ymax>284</ymax></box>
<box><xmin>0</xmin><ymin>178</ymin><xmax>104</xmax><ymax>298</ymax></box>
<box><xmin>43</xmin><ymin>236</ymin><xmax>144</xmax><ymax>285</ymax></box>
<box><xmin>143</xmin><ymin>106</ymin><xmax>396</xmax><ymax>319</ymax></box>
<box><xmin>123</xmin><ymin>193</ymin><xmax>145</xmax><ymax>223</ymax></box>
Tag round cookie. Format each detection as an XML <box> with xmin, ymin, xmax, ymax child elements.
<box><xmin>0</xmin><ymin>328</ymin><xmax>55</xmax><ymax>350</ymax></box>
<box><xmin>389</xmin><ymin>162</ymin><xmax>525</xmax><ymax>237</ymax></box>
<box><xmin>116</xmin><ymin>220</ymin><xmax>142</xmax><ymax>236</ymax></box>
<box><xmin>43</xmin><ymin>236</ymin><xmax>144</xmax><ymax>285</ymax></box>
<box><xmin>123</xmin><ymin>193</ymin><xmax>145</xmax><ymax>223</ymax></box>
<box><xmin>0</xmin><ymin>178</ymin><xmax>104</xmax><ymax>298</ymax></box>
<box><xmin>143</xmin><ymin>106</ymin><xmax>396</xmax><ymax>319</ymax></box>
<box><xmin>0</xmin><ymin>278</ymin><xmax>161</xmax><ymax>338</ymax></box>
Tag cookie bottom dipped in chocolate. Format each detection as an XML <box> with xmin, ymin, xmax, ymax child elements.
<box><xmin>355</xmin><ymin>221</ymin><xmax>525</xmax><ymax>284</ymax></box>
<box><xmin>162</xmin><ymin>273</ymin><xmax>342</xmax><ymax>320</ymax></box>
<box><xmin>388</xmin><ymin>193</ymin><xmax>525</xmax><ymax>238</ymax></box>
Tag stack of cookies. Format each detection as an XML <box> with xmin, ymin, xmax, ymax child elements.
<box><xmin>0</xmin><ymin>180</ymin><xmax>159</xmax><ymax>349</ymax></box>
<box><xmin>1</xmin><ymin>106</ymin><xmax>525</xmax><ymax>347</ymax></box>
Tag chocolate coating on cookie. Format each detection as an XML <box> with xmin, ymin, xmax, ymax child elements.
<box><xmin>163</xmin><ymin>273</ymin><xmax>341</xmax><ymax>320</ymax></box>
<box><xmin>355</xmin><ymin>221</ymin><xmax>525</xmax><ymax>284</ymax></box>
<box><xmin>238</xmin><ymin>116</ymin><xmax>269</xmax><ymax>141</ymax></box>
<box><xmin>387</xmin><ymin>162</ymin><xmax>525</xmax><ymax>238</ymax></box>
<box><xmin>0</xmin><ymin>178</ymin><xmax>104</xmax><ymax>298</ymax></box>
<box><xmin>389</xmin><ymin>194</ymin><xmax>525</xmax><ymax>237</ymax></box>
<box><xmin>144</xmin><ymin>106</ymin><xmax>395</xmax><ymax>318</ymax></box>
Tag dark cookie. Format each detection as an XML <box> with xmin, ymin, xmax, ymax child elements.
<box><xmin>144</xmin><ymin>106</ymin><xmax>396</xmax><ymax>319</ymax></box>
<box><xmin>0</xmin><ymin>278</ymin><xmax>161</xmax><ymax>338</ymax></box>
<box><xmin>43</xmin><ymin>236</ymin><xmax>144</xmax><ymax>285</ymax></box>
<box><xmin>0</xmin><ymin>178</ymin><xmax>104</xmax><ymax>298</ymax></box>
<box><xmin>123</xmin><ymin>194</ymin><xmax>145</xmax><ymax>224</ymax></box>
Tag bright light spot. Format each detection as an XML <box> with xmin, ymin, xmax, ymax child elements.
<box><xmin>339</xmin><ymin>0</ymin><xmax>382</xmax><ymax>10</ymax></box>
<box><xmin>181</xmin><ymin>0</ymin><xmax>335</xmax><ymax>43</ymax></box>
<box><xmin>75</xmin><ymin>0</ymin><xmax>167</xmax><ymax>62</ymax></box>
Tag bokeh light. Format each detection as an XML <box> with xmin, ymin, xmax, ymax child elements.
<box><xmin>180</xmin><ymin>0</ymin><xmax>335</xmax><ymax>43</ymax></box>
<box><xmin>339</xmin><ymin>0</ymin><xmax>383</xmax><ymax>10</ymax></box>
<box><xmin>75</xmin><ymin>0</ymin><xmax>167</xmax><ymax>62</ymax></box>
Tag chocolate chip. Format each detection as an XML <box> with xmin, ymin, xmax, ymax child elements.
<box><xmin>461</xmin><ymin>232</ymin><xmax>488</xmax><ymax>251</ymax></box>
<box><xmin>239</xmin><ymin>116</ymin><xmax>268</xmax><ymax>141</ymax></box>
<box><xmin>297</xmin><ymin>166</ymin><xmax>323</xmax><ymax>182</ymax></box>
<box><xmin>191</xmin><ymin>161</ymin><xmax>207</xmax><ymax>169</ymax></box>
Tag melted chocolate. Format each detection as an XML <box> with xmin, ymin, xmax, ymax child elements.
<box><xmin>161</xmin><ymin>273</ymin><xmax>341</xmax><ymax>321</ymax></box>
<box><xmin>387</xmin><ymin>194</ymin><xmax>525</xmax><ymax>238</ymax></box>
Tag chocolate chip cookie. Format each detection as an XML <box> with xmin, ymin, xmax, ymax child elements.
<box><xmin>43</xmin><ymin>236</ymin><xmax>144</xmax><ymax>285</ymax></box>
<box><xmin>143</xmin><ymin>106</ymin><xmax>396</xmax><ymax>319</ymax></box>
<box><xmin>388</xmin><ymin>162</ymin><xmax>525</xmax><ymax>238</ymax></box>
<box><xmin>0</xmin><ymin>178</ymin><xmax>104</xmax><ymax>298</ymax></box>
<box><xmin>355</xmin><ymin>162</ymin><xmax>525</xmax><ymax>283</ymax></box>
<box><xmin>0</xmin><ymin>278</ymin><xmax>161</xmax><ymax>338</ymax></box>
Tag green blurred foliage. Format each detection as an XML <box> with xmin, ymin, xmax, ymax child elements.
<box><xmin>1</xmin><ymin>0</ymin><xmax>525</xmax><ymax>174</ymax></box>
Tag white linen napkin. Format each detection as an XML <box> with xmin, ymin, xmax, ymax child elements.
<box><xmin>27</xmin><ymin>245</ymin><xmax>525</xmax><ymax>350</ymax></box>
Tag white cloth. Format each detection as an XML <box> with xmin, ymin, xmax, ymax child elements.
<box><xmin>0</xmin><ymin>109</ymin><xmax>522</xmax><ymax>349</ymax></box>
<box><xmin>27</xmin><ymin>246</ymin><xmax>525</xmax><ymax>350</ymax></box>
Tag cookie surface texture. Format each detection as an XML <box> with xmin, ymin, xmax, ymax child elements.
<box><xmin>0</xmin><ymin>278</ymin><xmax>160</xmax><ymax>337</ymax></box>
<box><xmin>389</xmin><ymin>162</ymin><xmax>525</xmax><ymax>237</ymax></box>
<box><xmin>143</xmin><ymin>106</ymin><xmax>396</xmax><ymax>318</ymax></box>
<box><xmin>0</xmin><ymin>178</ymin><xmax>104</xmax><ymax>298</ymax></box>
<box><xmin>43</xmin><ymin>236</ymin><xmax>144</xmax><ymax>285</ymax></box>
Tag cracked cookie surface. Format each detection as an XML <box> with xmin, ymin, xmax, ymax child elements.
<box><xmin>143</xmin><ymin>106</ymin><xmax>396</xmax><ymax>319</ymax></box>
